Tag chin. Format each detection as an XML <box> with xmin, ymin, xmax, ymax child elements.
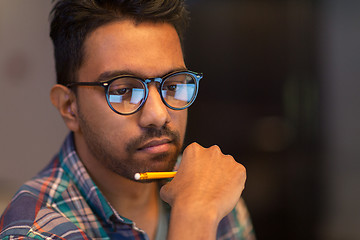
<box><xmin>148</xmin><ymin>152</ymin><xmax>178</xmax><ymax>170</ymax></box>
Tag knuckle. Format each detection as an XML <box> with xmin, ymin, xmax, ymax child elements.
<box><xmin>209</xmin><ymin>145</ymin><xmax>223</xmax><ymax>155</ymax></box>
<box><xmin>238</xmin><ymin>164</ymin><xmax>247</xmax><ymax>178</ymax></box>
<box><xmin>224</xmin><ymin>153</ymin><xmax>234</xmax><ymax>161</ymax></box>
<box><xmin>185</xmin><ymin>142</ymin><xmax>201</xmax><ymax>153</ymax></box>
<box><xmin>236</xmin><ymin>162</ymin><xmax>246</xmax><ymax>172</ymax></box>
<box><xmin>183</xmin><ymin>142</ymin><xmax>204</xmax><ymax>156</ymax></box>
<box><xmin>209</xmin><ymin>144</ymin><xmax>220</xmax><ymax>151</ymax></box>
<box><xmin>189</xmin><ymin>142</ymin><xmax>201</xmax><ymax>148</ymax></box>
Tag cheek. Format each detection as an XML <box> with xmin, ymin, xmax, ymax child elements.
<box><xmin>182</xmin><ymin>110</ymin><xmax>188</xmax><ymax>132</ymax></box>
<box><xmin>79</xmin><ymin>95</ymin><xmax>109</xmax><ymax>129</ymax></box>
<box><xmin>171</xmin><ymin>109</ymin><xmax>188</xmax><ymax>140</ymax></box>
<box><xmin>77</xmin><ymin>89</ymin><xmax>137</xmax><ymax>137</ymax></box>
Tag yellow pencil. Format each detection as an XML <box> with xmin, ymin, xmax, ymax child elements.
<box><xmin>134</xmin><ymin>171</ymin><xmax>177</xmax><ymax>180</ymax></box>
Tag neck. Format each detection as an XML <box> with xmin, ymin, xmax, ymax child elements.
<box><xmin>95</xmin><ymin>172</ymin><xmax>159</xmax><ymax>217</ymax></box>
<box><xmin>83</xmin><ymin>153</ymin><xmax>160</xmax><ymax>239</ymax></box>
<box><xmin>74</xmin><ymin>133</ymin><xmax>159</xmax><ymax>218</ymax></box>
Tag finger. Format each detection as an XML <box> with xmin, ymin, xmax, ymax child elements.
<box><xmin>159</xmin><ymin>183</ymin><xmax>173</xmax><ymax>205</ymax></box>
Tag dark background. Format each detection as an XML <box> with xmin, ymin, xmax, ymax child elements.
<box><xmin>0</xmin><ymin>1</ymin><xmax>359</xmax><ymax>239</ymax></box>
<box><xmin>182</xmin><ymin>0</ymin><xmax>359</xmax><ymax>239</ymax></box>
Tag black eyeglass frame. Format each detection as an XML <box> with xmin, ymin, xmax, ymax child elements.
<box><xmin>67</xmin><ymin>70</ymin><xmax>203</xmax><ymax>115</ymax></box>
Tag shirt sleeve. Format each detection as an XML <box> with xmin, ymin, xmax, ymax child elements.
<box><xmin>235</xmin><ymin>198</ymin><xmax>256</xmax><ymax>240</ymax></box>
<box><xmin>216</xmin><ymin>198</ymin><xmax>256</xmax><ymax>240</ymax></box>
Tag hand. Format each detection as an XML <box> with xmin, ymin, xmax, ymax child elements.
<box><xmin>160</xmin><ymin>142</ymin><xmax>246</xmax><ymax>239</ymax></box>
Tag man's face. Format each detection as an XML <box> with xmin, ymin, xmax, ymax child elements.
<box><xmin>74</xmin><ymin>20</ymin><xmax>188</xmax><ymax>180</ymax></box>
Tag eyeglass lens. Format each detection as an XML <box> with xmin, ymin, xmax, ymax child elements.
<box><xmin>107</xmin><ymin>73</ymin><xmax>197</xmax><ymax>114</ymax></box>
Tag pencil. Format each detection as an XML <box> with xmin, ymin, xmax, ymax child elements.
<box><xmin>134</xmin><ymin>171</ymin><xmax>177</xmax><ymax>180</ymax></box>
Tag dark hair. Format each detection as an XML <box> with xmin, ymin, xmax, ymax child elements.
<box><xmin>50</xmin><ymin>0</ymin><xmax>189</xmax><ymax>85</ymax></box>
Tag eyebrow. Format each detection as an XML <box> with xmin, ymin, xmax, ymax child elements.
<box><xmin>96</xmin><ymin>67</ymin><xmax>188</xmax><ymax>82</ymax></box>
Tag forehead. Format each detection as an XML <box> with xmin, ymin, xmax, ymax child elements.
<box><xmin>79</xmin><ymin>20</ymin><xmax>185</xmax><ymax>81</ymax></box>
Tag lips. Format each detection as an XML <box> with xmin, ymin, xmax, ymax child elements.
<box><xmin>137</xmin><ymin>138</ymin><xmax>172</xmax><ymax>150</ymax></box>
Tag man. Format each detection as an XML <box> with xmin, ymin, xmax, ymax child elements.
<box><xmin>0</xmin><ymin>0</ymin><xmax>255</xmax><ymax>239</ymax></box>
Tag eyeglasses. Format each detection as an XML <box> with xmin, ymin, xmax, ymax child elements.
<box><xmin>67</xmin><ymin>70</ymin><xmax>203</xmax><ymax>115</ymax></box>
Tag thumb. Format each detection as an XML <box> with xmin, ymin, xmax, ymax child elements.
<box><xmin>159</xmin><ymin>183</ymin><xmax>173</xmax><ymax>205</ymax></box>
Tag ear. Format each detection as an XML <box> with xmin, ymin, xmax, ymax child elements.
<box><xmin>50</xmin><ymin>84</ymin><xmax>80</xmax><ymax>132</ymax></box>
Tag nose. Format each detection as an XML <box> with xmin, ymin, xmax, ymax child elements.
<box><xmin>138</xmin><ymin>84</ymin><xmax>171</xmax><ymax>129</ymax></box>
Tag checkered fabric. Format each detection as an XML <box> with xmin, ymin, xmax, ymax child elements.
<box><xmin>0</xmin><ymin>133</ymin><xmax>255</xmax><ymax>239</ymax></box>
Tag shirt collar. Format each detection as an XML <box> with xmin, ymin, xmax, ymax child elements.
<box><xmin>58</xmin><ymin>132</ymin><xmax>133</xmax><ymax>225</ymax></box>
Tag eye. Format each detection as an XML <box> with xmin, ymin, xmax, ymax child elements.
<box><xmin>110</xmin><ymin>88</ymin><xmax>130</xmax><ymax>95</ymax></box>
<box><xmin>163</xmin><ymin>79</ymin><xmax>183</xmax><ymax>92</ymax></box>
<box><xmin>166</xmin><ymin>84</ymin><xmax>178</xmax><ymax>91</ymax></box>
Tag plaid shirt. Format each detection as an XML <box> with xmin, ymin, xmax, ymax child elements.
<box><xmin>0</xmin><ymin>133</ymin><xmax>255</xmax><ymax>239</ymax></box>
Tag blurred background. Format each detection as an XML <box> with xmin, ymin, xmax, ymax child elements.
<box><xmin>0</xmin><ymin>0</ymin><xmax>359</xmax><ymax>239</ymax></box>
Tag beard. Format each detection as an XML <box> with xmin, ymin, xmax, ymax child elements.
<box><xmin>77</xmin><ymin>108</ymin><xmax>183</xmax><ymax>181</ymax></box>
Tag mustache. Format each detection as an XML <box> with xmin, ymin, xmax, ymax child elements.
<box><xmin>126</xmin><ymin>126</ymin><xmax>181</xmax><ymax>153</ymax></box>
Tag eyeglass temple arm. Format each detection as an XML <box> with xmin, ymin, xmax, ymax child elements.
<box><xmin>67</xmin><ymin>82</ymin><xmax>105</xmax><ymax>88</ymax></box>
